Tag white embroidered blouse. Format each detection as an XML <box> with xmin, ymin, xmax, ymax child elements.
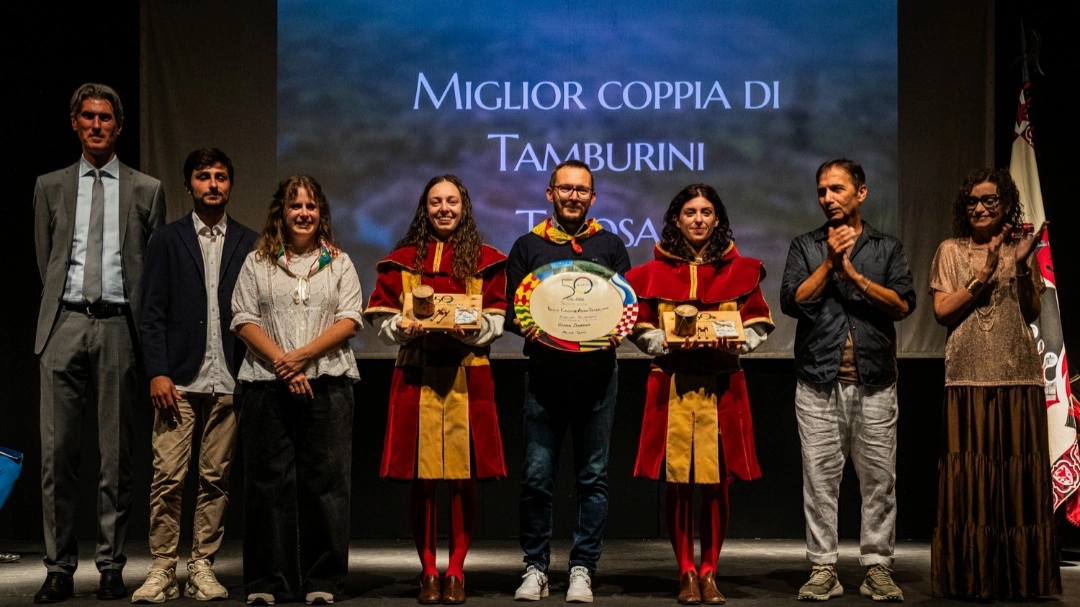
<box><xmin>231</xmin><ymin>248</ymin><xmax>363</xmax><ymax>382</ymax></box>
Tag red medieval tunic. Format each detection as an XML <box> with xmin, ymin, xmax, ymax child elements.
<box><xmin>364</xmin><ymin>240</ymin><xmax>508</xmax><ymax>480</ymax></box>
<box><xmin>625</xmin><ymin>243</ymin><xmax>773</xmax><ymax>484</ymax></box>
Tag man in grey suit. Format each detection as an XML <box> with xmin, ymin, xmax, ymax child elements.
<box><xmin>33</xmin><ymin>83</ymin><xmax>166</xmax><ymax>603</ymax></box>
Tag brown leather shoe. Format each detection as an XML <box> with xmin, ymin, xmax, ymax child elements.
<box><xmin>678</xmin><ymin>570</ymin><xmax>702</xmax><ymax>604</ymax></box>
<box><xmin>442</xmin><ymin>575</ymin><xmax>465</xmax><ymax>604</ymax></box>
<box><xmin>418</xmin><ymin>574</ymin><xmax>441</xmax><ymax>604</ymax></box>
<box><xmin>699</xmin><ymin>571</ymin><xmax>725</xmax><ymax>604</ymax></box>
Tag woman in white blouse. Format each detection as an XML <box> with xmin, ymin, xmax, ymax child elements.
<box><xmin>231</xmin><ymin>175</ymin><xmax>363</xmax><ymax>606</ymax></box>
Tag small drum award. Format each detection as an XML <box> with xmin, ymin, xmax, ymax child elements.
<box><xmin>672</xmin><ymin>305</ymin><xmax>699</xmax><ymax>337</ymax></box>
<box><xmin>411</xmin><ymin>285</ymin><xmax>436</xmax><ymax>318</ymax></box>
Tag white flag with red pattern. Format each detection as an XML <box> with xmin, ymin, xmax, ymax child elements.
<box><xmin>1009</xmin><ymin>80</ymin><xmax>1080</xmax><ymax>524</ymax></box>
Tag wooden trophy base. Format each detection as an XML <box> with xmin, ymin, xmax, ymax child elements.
<box><xmin>662</xmin><ymin>309</ymin><xmax>744</xmax><ymax>344</ymax></box>
<box><xmin>404</xmin><ymin>293</ymin><xmax>482</xmax><ymax>331</ymax></box>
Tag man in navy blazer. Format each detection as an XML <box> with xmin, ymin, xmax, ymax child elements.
<box><xmin>33</xmin><ymin>83</ymin><xmax>165</xmax><ymax>603</ymax></box>
<box><xmin>133</xmin><ymin>149</ymin><xmax>258</xmax><ymax>603</ymax></box>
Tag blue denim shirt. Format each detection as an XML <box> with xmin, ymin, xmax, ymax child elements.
<box><xmin>779</xmin><ymin>221</ymin><xmax>915</xmax><ymax>387</ymax></box>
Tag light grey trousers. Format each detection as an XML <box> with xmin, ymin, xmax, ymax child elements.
<box><xmin>795</xmin><ymin>379</ymin><xmax>897</xmax><ymax>567</ymax></box>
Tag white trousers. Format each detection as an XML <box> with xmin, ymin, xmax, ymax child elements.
<box><xmin>795</xmin><ymin>379</ymin><xmax>897</xmax><ymax>566</ymax></box>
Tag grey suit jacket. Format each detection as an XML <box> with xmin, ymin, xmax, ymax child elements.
<box><xmin>33</xmin><ymin>159</ymin><xmax>166</xmax><ymax>355</ymax></box>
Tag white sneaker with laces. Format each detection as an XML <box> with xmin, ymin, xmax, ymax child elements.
<box><xmin>565</xmin><ymin>566</ymin><xmax>593</xmax><ymax>603</ymax></box>
<box><xmin>185</xmin><ymin>559</ymin><xmax>228</xmax><ymax>601</ymax></box>
<box><xmin>514</xmin><ymin>565</ymin><xmax>549</xmax><ymax>601</ymax></box>
<box><xmin>131</xmin><ymin>566</ymin><xmax>179</xmax><ymax>604</ymax></box>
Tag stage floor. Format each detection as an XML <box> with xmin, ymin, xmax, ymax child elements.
<box><xmin>0</xmin><ymin>539</ymin><xmax>1075</xmax><ymax>605</ymax></box>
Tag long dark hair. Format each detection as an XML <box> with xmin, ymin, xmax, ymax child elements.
<box><xmin>255</xmin><ymin>175</ymin><xmax>337</xmax><ymax>261</ymax></box>
<box><xmin>952</xmin><ymin>168</ymin><xmax>1023</xmax><ymax>239</ymax></box>
<box><xmin>394</xmin><ymin>175</ymin><xmax>483</xmax><ymax>280</ymax></box>
<box><xmin>659</xmin><ymin>184</ymin><xmax>733</xmax><ymax>262</ymax></box>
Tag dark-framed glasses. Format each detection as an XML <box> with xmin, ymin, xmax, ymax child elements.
<box><xmin>964</xmin><ymin>194</ymin><xmax>1000</xmax><ymax>210</ymax></box>
<box><xmin>553</xmin><ymin>184</ymin><xmax>593</xmax><ymax>198</ymax></box>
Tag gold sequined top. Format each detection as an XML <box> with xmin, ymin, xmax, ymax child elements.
<box><xmin>929</xmin><ymin>238</ymin><xmax>1044</xmax><ymax>387</ymax></box>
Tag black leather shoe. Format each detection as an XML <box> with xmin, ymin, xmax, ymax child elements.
<box><xmin>33</xmin><ymin>572</ymin><xmax>74</xmax><ymax>604</ymax></box>
<box><xmin>97</xmin><ymin>570</ymin><xmax>127</xmax><ymax>600</ymax></box>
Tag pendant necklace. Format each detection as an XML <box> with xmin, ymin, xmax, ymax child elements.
<box><xmin>966</xmin><ymin>238</ymin><xmax>995</xmax><ymax>332</ymax></box>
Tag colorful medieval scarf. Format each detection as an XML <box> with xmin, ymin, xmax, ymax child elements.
<box><xmin>530</xmin><ymin>217</ymin><xmax>603</xmax><ymax>255</ymax></box>
<box><xmin>275</xmin><ymin>240</ymin><xmax>338</xmax><ymax>303</ymax></box>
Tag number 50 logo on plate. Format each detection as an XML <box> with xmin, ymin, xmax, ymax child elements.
<box><xmin>514</xmin><ymin>260</ymin><xmax>638</xmax><ymax>352</ymax></box>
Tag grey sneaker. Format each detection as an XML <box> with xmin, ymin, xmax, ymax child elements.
<box><xmin>565</xmin><ymin>566</ymin><xmax>593</xmax><ymax>603</ymax></box>
<box><xmin>0</xmin><ymin>552</ymin><xmax>20</xmax><ymax>563</ymax></box>
<box><xmin>131</xmin><ymin>567</ymin><xmax>179</xmax><ymax>604</ymax></box>
<box><xmin>186</xmin><ymin>559</ymin><xmax>227</xmax><ymax>600</ymax></box>
<box><xmin>860</xmin><ymin>564</ymin><xmax>903</xmax><ymax>602</ymax></box>
<box><xmin>798</xmin><ymin>565</ymin><xmax>842</xmax><ymax>601</ymax></box>
<box><xmin>514</xmin><ymin>565</ymin><xmax>549</xmax><ymax>601</ymax></box>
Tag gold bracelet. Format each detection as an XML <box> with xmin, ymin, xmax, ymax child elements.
<box><xmin>964</xmin><ymin>276</ymin><xmax>983</xmax><ymax>294</ymax></box>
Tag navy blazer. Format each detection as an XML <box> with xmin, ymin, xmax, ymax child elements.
<box><xmin>140</xmin><ymin>214</ymin><xmax>259</xmax><ymax>384</ymax></box>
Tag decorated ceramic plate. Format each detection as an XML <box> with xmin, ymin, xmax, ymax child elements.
<box><xmin>514</xmin><ymin>259</ymin><xmax>638</xmax><ymax>352</ymax></box>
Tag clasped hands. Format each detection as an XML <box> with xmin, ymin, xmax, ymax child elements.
<box><xmin>826</xmin><ymin>225</ymin><xmax>866</xmax><ymax>287</ymax></box>
<box><xmin>274</xmin><ymin>348</ymin><xmax>313</xmax><ymax>400</ymax></box>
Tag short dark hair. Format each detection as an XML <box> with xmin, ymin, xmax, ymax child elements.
<box><xmin>951</xmin><ymin>168</ymin><xmax>1023</xmax><ymax>239</ymax></box>
<box><xmin>816</xmin><ymin>158</ymin><xmax>865</xmax><ymax>190</ymax></box>
<box><xmin>183</xmin><ymin>148</ymin><xmax>235</xmax><ymax>186</ymax></box>
<box><xmin>548</xmin><ymin>159</ymin><xmax>594</xmax><ymax>189</ymax></box>
<box><xmin>69</xmin><ymin>83</ymin><xmax>124</xmax><ymax>127</ymax></box>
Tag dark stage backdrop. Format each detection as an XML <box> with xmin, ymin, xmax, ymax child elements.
<box><xmin>140</xmin><ymin>0</ymin><xmax>975</xmax><ymax>359</ymax></box>
<box><xmin>4</xmin><ymin>0</ymin><xmax>1078</xmax><ymax>552</ymax></box>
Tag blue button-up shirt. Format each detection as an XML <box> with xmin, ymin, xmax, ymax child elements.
<box><xmin>779</xmin><ymin>221</ymin><xmax>916</xmax><ymax>387</ymax></box>
<box><xmin>63</xmin><ymin>156</ymin><xmax>125</xmax><ymax>304</ymax></box>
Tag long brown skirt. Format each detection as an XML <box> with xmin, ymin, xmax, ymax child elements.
<box><xmin>931</xmin><ymin>385</ymin><xmax>1062</xmax><ymax>599</ymax></box>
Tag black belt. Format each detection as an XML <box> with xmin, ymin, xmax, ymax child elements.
<box><xmin>61</xmin><ymin>301</ymin><xmax>130</xmax><ymax>319</ymax></box>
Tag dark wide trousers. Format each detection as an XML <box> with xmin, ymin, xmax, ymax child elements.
<box><xmin>241</xmin><ymin>377</ymin><xmax>354</xmax><ymax>601</ymax></box>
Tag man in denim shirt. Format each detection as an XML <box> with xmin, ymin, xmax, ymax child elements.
<box><xmin>780</xmin><ymin>159</ymin><xmax>915</xmax><ymax>603</ymax></box>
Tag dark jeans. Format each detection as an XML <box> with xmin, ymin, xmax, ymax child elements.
<box><xmin>519</xmin><ymin>354</ymin><xmax>618</xmax><ymax>575</ymax></box>
<box><xmin>241</xmin><ymin>377</ymin><xmax>353</xmax><ymax>600</ymax></box>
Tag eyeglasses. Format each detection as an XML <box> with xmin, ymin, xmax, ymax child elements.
<box><xmin>964</xmin><ymin>194</ymin><xmax>1000</xmax><ymax>210</ymax></box>
<box><xmin>552</xmin><ymin>184</ymin><xmax>593</xmax><ymax>198</ymax></box>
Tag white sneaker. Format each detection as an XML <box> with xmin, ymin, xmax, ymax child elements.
<box><xmin>514</xmin><ymin>565</ymin><xmax>549</xmax><ymax>601</ymax></box>
<box><xmin>185</xmin><ymin>559</ymin><xmax>228</xmax><ymax>601</ymax></box>
<box><xmin>246</xmin><ymin>593</ymin><xmax>275</xmax><ymax>605</ymax></box>
<box><xmin>131</xmin><ymin>566</ymin><xmax>179</xmax><ymax>604</ymax></box>
<box><xmin>565</xmin><ymin>566</ymin><xmax>593</xmax><ymax>603</ymax></box>
<box><xmin>305</xmin><ymin>591</ymin><xmax>334</xmax><ymax>605</ymax></box>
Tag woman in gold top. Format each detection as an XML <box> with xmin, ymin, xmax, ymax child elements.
<box><xmin>928</xmin><ymin>168</ymin><xmax>1057</xmax><ymax>600</ymax></box>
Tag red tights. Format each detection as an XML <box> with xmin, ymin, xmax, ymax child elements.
<box><xmin>665</xmin><ymin>482</ymin><xmax>729</xmax><ymax>576</ymax></box>
<box><xmin>410</xmin><ymin>479</ymin><xmax>476</xmax><ymax>579</ymax></box>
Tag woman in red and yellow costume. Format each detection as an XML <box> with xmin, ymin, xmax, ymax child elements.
<box><xmin>364</xmin><ymin>175</ymin><xmax>507</xmax><ymax>605</ymax></box>
<box><xmin>626</xmin><ymin>184</ymin><xmax>773</xmax><ymax>605</ymax></box>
